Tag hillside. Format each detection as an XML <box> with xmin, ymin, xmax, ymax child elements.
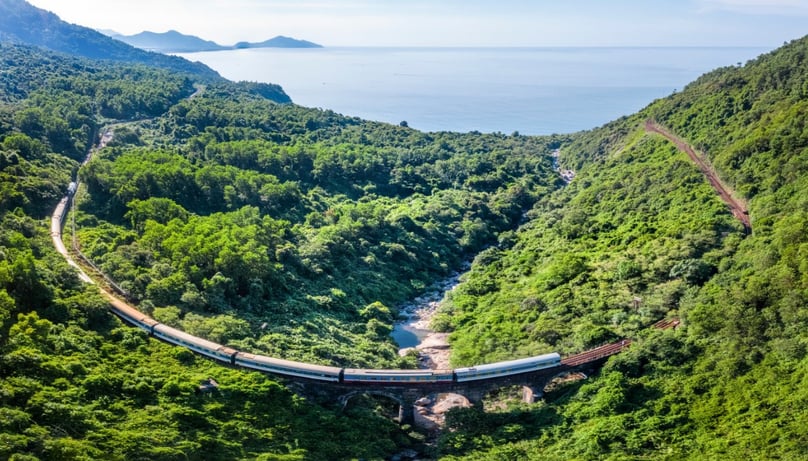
<box><xmin>0</xmin><ymin>40</ymin><xmax>564</xmax><ymax>459</ymax></box>
<box><xmin>0</xmin><ymin>0</ymin><xmax>221</xmax><ymax>79</ymax></box>
<box><xmin>437</xmin><ymin>37</ymin><xmax>808</xmax><ymax>459</ymax></box>
<box><xmin>1</xmin><ymin>6</ymin><xmax>807</xmax><ymax>458</ymax></box>
<box><xmin>72</xmin><ymin>81</ymin><xmax>561</xmax><ymax>368</ymax></box>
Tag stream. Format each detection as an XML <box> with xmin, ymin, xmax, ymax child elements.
<box><xmin>391</xmin><ymin>148</ymin><xmax>570</xmax><ymax>358</ymax></box>
<box><xmin>551</xmin><ymin>148</ymin><xmax>576</xmax><ymax>183</ymax></box>
<box><xmin>391</xmin><ymin>267</ymin><xmax>467</xmax><ymax>369</ymax></box>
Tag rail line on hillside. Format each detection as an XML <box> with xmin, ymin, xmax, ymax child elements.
<box><xmin>645</xmin><ymin>120</ymin><xmax>751</xmax><ymax>232</ymax></box>
<box><xmin>50</xmin><ymin>119</ymin><xmax>677</xmax><ymax>393</ymax></box>
<box><xmin>52</xmin><ymin>182</ymin><xmax>639</xmax><ymax>387</ymax></box>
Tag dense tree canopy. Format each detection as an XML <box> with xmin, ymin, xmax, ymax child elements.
<box><xmin>70</xmin><ymin>76</ymin><xmax>565</xmax><ymax>367</ymax></box>
<box><xmin>1</xmin><ymin>32</ymin><xmax>808</xmax><ymax>460</ymax></box>
<box><xmin>437</xmin><ymin>36</ymin><xmax>808</xmax><ymax>460</ymax></box>
<box><xmin>0</xmin><ymin>44</ymin><xmax>435</xmax><ymax>460</ymax></box>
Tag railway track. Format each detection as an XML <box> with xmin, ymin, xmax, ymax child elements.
<box><xmin>645</xmin><ymin>120</ymin><xmax>751</xmax><ymax>232</ymax></box>
<box><xmin>50</xmin><ymin>119</ymin><xmax>678</xmax><ymax>387</ymax></box>
<box><xmin>561</xmin><ymin>340</ymin><xmax>631</xmax><ymax>367</ymax></box>
<box><xmin>560</xmin><ymin>318</ymin><xmax>680</xmax><ymax>367</ymax></box>
<box><xmin>652</xmin><ymin>318</ymin><xmax>681</xmax><ymax>330</ymax></box>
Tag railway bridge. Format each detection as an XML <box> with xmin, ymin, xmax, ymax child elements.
<box><xmin>289</xmin><ymin>340</ymin><xmax>632</xmax><ymax>424</ymax></box>
<box><xmin>51</xmin><ymin>187</ymin><xmax>634</xmax><ymax>425</ymax></box>
<box><xmin>54</xmin><ymin>195</ymin><xmax>677</xmax><ymax>426</ymax></box>
<box><xmin>53</xmin><ymin>128</ymin><xmax>683</xmax><ymax>427</ymax></box>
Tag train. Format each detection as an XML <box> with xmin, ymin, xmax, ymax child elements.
<box><xmin>106</xmin><ymin>304</ymin><xmax>561</xmax><ymax>385</ymax></box>
<box><xmin>50</xmin><ymin>183</ymin><xmax>76</xmax><ymax>241</ymax></box>
<box><xmin>51</xmin><ymin>182</ymin><xmax>93</xmax><ymax>284</ymax></box>
<box><xmin>51</xmin><ymin>185</ymin><xmax>562</xmax><ymax>385</ymax></box>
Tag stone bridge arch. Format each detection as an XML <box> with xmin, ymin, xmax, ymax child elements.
<box><xmin>337</xmin><ymin>388</ymin><xmax>423</xmax><ymax>423</ymax></box>
<box><xmin>541</xmin><ymin>368</ymin><xmax>588</xmax><ymax>394</ymax></box>
<box><xmin>338</xmin><ymin>389</ymin><xmax>405</xmax><ymax>411</ymax></box>
<box><xmin>335</xmin><ymin>386</ymin><xmax>484</xmax><ymax>424</ymax></box>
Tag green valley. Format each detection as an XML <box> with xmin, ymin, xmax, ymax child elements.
<box><xmin>1</xmin><ymin>1</ymin><xmax>807</xmax><ymax>458</ymax></box>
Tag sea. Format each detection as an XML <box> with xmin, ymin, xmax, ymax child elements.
<box><xmin>178</xmin><ymin>46</ymin><xmax>772</xmax><ymax>135</ymax></box>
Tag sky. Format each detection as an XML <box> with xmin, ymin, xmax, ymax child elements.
<box><xmin>26</xmin><ymin>0</ymin><xmax>808</xmax><ymax>47</ymax></box>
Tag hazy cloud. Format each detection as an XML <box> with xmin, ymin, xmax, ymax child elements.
<box><xmin>697</xmin><ymin>0</ymin><xmax>808</xmax><ymax>15</ymax></box>
<box><xmin>26</xmin><ymin>0</ymin><xmax>808</xmax><ymax>46</ymax></box>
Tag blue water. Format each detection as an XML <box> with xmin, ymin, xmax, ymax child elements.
<box><xmin>391</xmin><ymin>323</ymin><xmax>431</xmax><ymax>349</ymax></box>
<box><xmin>179</xmin><ymin>46</ymin><xmax>771</xmax><ymax>135</ymax></box>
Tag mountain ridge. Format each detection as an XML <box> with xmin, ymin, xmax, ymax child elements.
<box><xmin>111</xmin><ymin>30</ymin><xmax>323</xmax><ymax>53</ymax></box>
<box><xmin>114</xmin><ymin>29</ymin><xmax>227</xmax><ymax>53</ymax></box>
<box><xmin>0</xmin><ymin>0</ymin><xmax>222</xmax><ymax>79</ymax></box>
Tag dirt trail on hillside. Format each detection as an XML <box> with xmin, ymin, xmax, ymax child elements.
<box><xmin>645</xmin><ymin>120</ymin><xmax>751</xmax><ymax>232</ymax></box>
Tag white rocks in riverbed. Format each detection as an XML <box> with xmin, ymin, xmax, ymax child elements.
<box><xmin>432</xmin><ymin>394</ymin><xmax>472</xmax><ymax>414</ymax></box>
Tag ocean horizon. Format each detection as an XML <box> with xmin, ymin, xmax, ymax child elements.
<box><xmin>178</xmin><ymin>46</ymin><xmax>773</xmax><ymax>135</ymax></box>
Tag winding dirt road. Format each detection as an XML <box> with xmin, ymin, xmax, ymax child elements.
<box><xmin>645</xmin><ymin>120</ymin><xmax>751</xmax><ymax>232</ymax></box>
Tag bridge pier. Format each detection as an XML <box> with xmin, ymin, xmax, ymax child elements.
<box><xmin>462</xmin><ymin>388</ymin><xmax>486</xmax><ymax>408</ymax></box>
<box><xmin>397</xmin><ymin>388</ymin><xmax>422</xmax><ymax>425</ymax></box>
<box><xmin>398</xmin><ymin>402</ymin><xmax>413</xmax><ymax>424</ymax></box>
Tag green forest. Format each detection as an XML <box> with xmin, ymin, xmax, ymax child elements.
<box><xmin>0</xmin><ymin>15</ymin><xmax>807</xmax><ymax>461</ymax></box>
<box><xmin>437</xmin><ymin>38</ymin><xmax>808</xmax><ymax>459</ymax></box>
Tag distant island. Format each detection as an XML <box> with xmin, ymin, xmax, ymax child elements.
<box><xmin>106</xmin><ymin>30</ymin><xmax>322</xmax><ymax>53</ymax></box>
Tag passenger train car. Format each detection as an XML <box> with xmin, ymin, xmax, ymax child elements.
<box><xmin>235</xmin><ymin>353</ymin><xmax>343</xmax><ymax>382</ymax></box>
<box><xmin>52</xmin><ymin>181</ymin><xmax>562</xmax><ymax>386</ymax></box>
<box><xmin>103</xmin><ymin>291</ymin><xmax>158</xmax><ymax>333</ymax></box>
<box><xmin>454</xmin><ymin>353</ymin><xmax>561</xmax><ymax>382</ymax></box>
<box><xmin>343</xmin><ymin>368</ymin><xmax>454</xmax><ymax>384</ymax></box>
<box><xmin>153</xmin><ymin>323</ymin><xmax>240</xmax><ymax>364</ymax></box>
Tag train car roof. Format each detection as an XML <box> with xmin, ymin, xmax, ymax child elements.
<box><xmin>454</xmin><ymin>352</ymin><xmax>560</xmax><ymax>373</ymax></box>
<box><xmin>152</xmin><ymin>323</ymin><xmax>237</xmax><ymax>354</ymax></box>
<box><xmin>107</xmin><ymin>297</ymin><xmax>159</xmax><ymax>326</ymax></box>
<box><xmin>237</xmin><ymin>352</ymin><xmax>342</xmax><ymax>374</ymax></box>
<box><xmin>343</xmin><ymin>368</ymin><xmax>453</xmax><ymax>376</ymax></box>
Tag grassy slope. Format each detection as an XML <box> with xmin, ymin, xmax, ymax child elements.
<box><xmin>438</xmin><ymin>36</ymin><xmax>808</xmax><ymax>459</ymax></box>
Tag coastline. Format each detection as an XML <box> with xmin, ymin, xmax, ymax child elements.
<box><xmin>172</xmin><ymin>47</ymin><xmax>772</xmax><ymax>136</ymax></box>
